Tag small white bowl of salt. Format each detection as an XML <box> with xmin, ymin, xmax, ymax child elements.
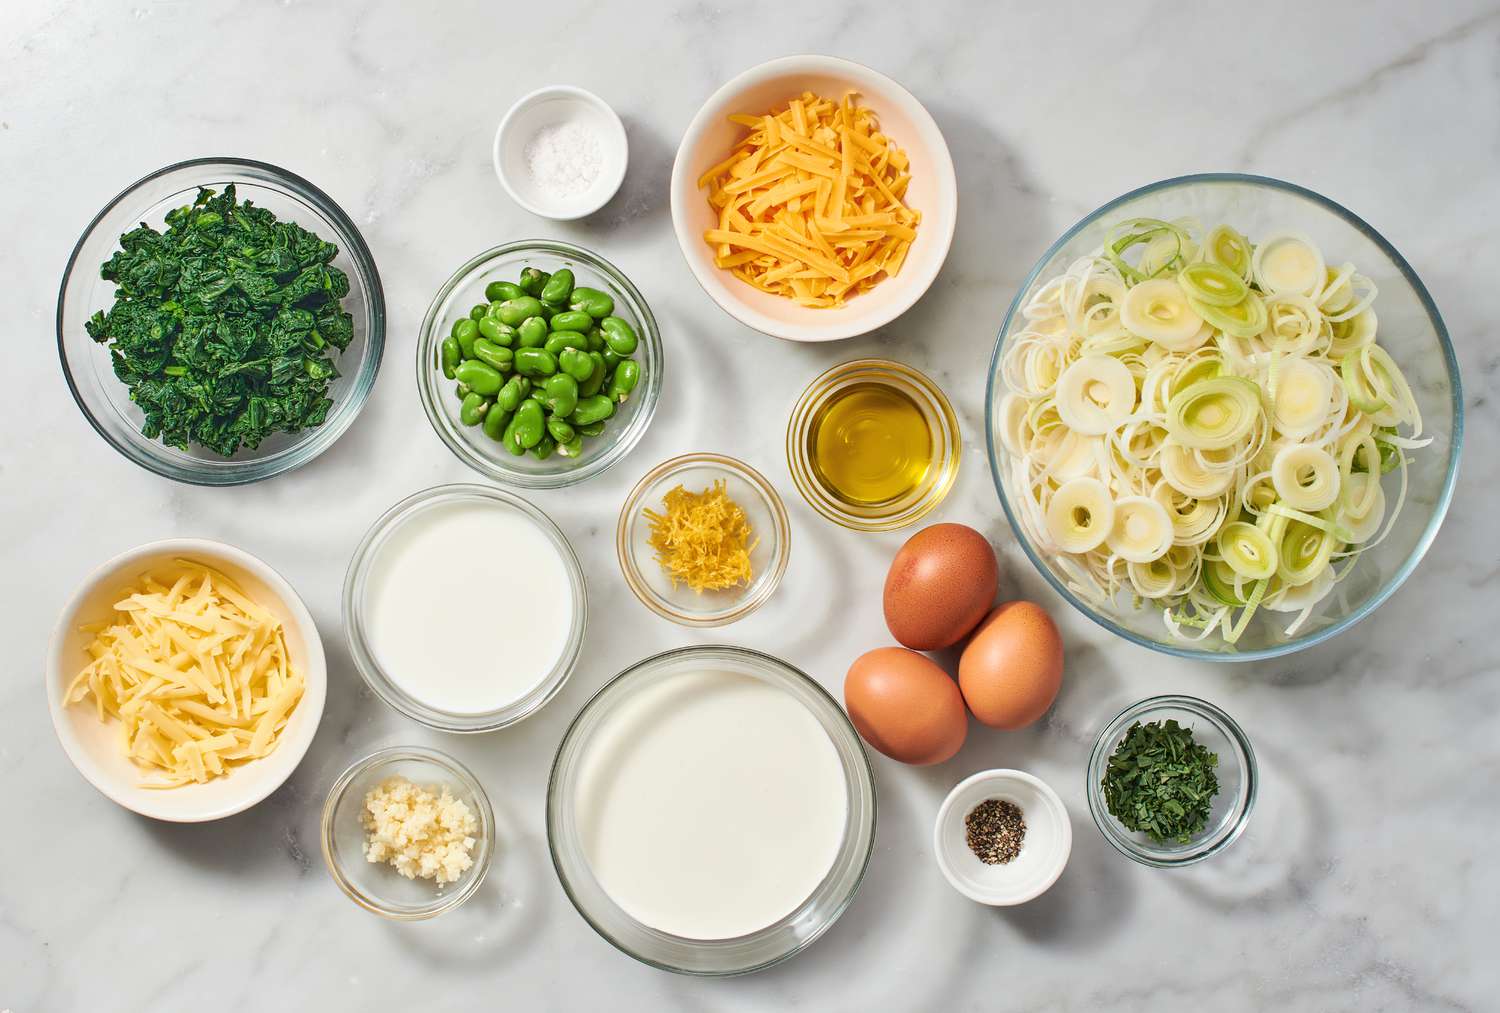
<box><xmin>494</xmin><ymin>85</ymin><xmax>628</xmax><ymax>220</ymax></box>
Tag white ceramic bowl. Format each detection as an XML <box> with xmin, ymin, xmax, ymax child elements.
<box><xmin>670</xmin><ymin>55</ymin><xmax>957</xmax><ymax>342</ymax></box>
<box><xmin>494</xmin><ymin>85</ymin><xmax>628</xmax><ymax>220</ymax></box>
<box><xmin>46</xmin><ymin>539</ymin><xmax>327</xmax><ymax>822</ymax></box>
<box><xmin>933</xmin><ymin>769</ymin><xmax>1072</xmax><ymax>906</ymax></box>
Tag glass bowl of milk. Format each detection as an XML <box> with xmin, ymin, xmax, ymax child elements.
<box><xmin>343</xmin><ymin>484</ymin><xmax>587</xmax><ymax>732</ymax></box>
<box><xmin>547</xmin><ymin>645</ymin><xmax>877</xmax><ymax>975</ymax></box>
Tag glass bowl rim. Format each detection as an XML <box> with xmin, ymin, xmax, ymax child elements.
<box><xmin>319</xmin><ymin>744</ymin><xmax>495</xmax><ymax>920</ymax></box>
<box><xmin>1086</xmin><ymin>693</ymin><xmax>1257</xmax><ymax>868</ymax></box>
<box><xmin>341</xmin><ymin>483</ymin><xmax>588</xmax><ymax>732</ymax></box>
<box><xmin>545</xmin><ymin>644</ymin><xmax>878</xmax><ymax>976</ymax></box>
<box><xmin>415</xmin><ymin>239</ymin><xmax>662</xmax><ymax>489</ymax></box>
<box><xmin>786</xmin><ymin>356</ymin><xmax>962</xmax><ymax>532</ymax></box>
<box><xmin>615</xmin><ymin>452</ymin><xmax>792</xmax><ymax>627</ymax></box>
<box><xmin>983</xmin><ymin>171</ymin><xmax>1465</xmax><ymax>661</ymax></box>
<box><xmin>56</xmin><ymin>155</ymin><xmax>387</xmax><ymax>486</ymax></box>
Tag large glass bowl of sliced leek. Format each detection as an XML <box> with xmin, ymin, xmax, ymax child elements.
<box><xmin>986</xmin><ymin>175</ymin><xmax>1462</xmax><ymax>659</ymax></box>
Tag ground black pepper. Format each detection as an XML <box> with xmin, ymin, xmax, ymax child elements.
<box><xmin>964</xmin><ymin>798</ymin><xmax>1026</xmax><ymax>865</ymax></box>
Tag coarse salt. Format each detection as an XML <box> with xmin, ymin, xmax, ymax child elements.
<box><xmin>524</xmin><ymin>121</ymin><xmax>603</xmax><ymax>201</ymax></box>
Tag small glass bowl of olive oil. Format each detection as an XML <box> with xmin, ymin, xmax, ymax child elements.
<box><xmin>787</xmin><ymin>359</ymin><xmax>961</xmax><ymax>531</ymax></box>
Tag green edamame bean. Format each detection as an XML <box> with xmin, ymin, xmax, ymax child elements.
<box><xmin>540</xmin><ymin>299</ymin><xmax>566</xmax><ymax>320</ymax></box>
<box><xmin>477</xmin><ymin>317</ymin><xmax>515</xmax><ymax>346</ymax></box>
<box><xmin>472</xmin><ymin>338</ymin><xmax>514</xmax><ymax>373</ymax></box>
<box><xmin>575</xmin><ymin>420</ymin><xmax>605</xmax><ymax>437</ymax></box>
<box><xmin>544</xmin><ymin>331</ymin><xmax>589</xmax><ymax>357</ymax></box>
<box><xmin>496</xmin><ymin>375</ymin><xmax>530</xmax><ymax>412</ymax></box>
<box><xmin>454</xmin><ymin>318</ymin><xmax>480</xmax><ymax>358</ymax></box>
<box><xmin>546</xmin><ymin>416</ymin><xmax>576</xmax><ymax>444</ymax></box>
<box><xmin>600</xmin><ymin>316</ymin><xmax>639</xmax><ymax>356</ymax></box>
<box><xmin>540</xmin><ymin>268</ymin><xmax>575</xmax><ymax>304</ymax></box>
<box><xmin>440</xmin><ymin>337</ymin><xmax>461</xmax><ymax>379</ymax></box>
<box><xmin>514</xmin><ymin>347</ymin><xmax>557</xmax><ymax>378</ymax></box>
<box><xmin>518</xmin><ymin>267</ymin><xmax>550</xmax><ymax>297</ymax></box>
<box><xmin>570</xmin><ymin>394</ymin><xmax>615</xmax><ymax>427</ymax></box>
<box><xmin>578</xmin><ymin>353</ymin><xmax>607</xmax><ymax>397</ymax></box>
<box><xmin>482</xmin><ymin>402</ymin><xmax>512</xmax><ymax>442</ymax></box>
<box><xmin>532</xmin><ymin>433</ymin><xmax>557</xmax><ymax>460</ymax></box>
<box><xmin>517</xmin><ymin>316</ymin><xmax>548</xmax><ymax>348</ymax></box>
<box><xmin>556</xmin><ymin>435</ymin><xmax>584</xmax><ymax>458</ymax></box>
<box><xmin>585</xmin><ymin>327</ymin><xmax>605</xmax><ymax>352</ymax></box>
<box><xmin>454</xmin><ymin>359</ymin><xmax>504</xmax><ymax>396</ymax></box>
<box><xmin>455</xmin><ymin>381</ymin><xmax>472</xmax><ymax>400</ymax></box>
<box><xmin>569</xmin><ymin>287</ymin><xmax>614</xmax><ymax>319</ymax></box>
<box><xmin>496</xmin><ymin>296</ymin><xmax>544</xmax><ymax>326</ymax></box>
<box><xmin>450</xmin><ymin>317</ymin><xmax>470</xmax><ymax>340</ymax></box>
<box><xmin>512</xmin><ymin>400</ymin><xmax>545</xmax><ymax>450</ymax></box>
<box><xmin>468</xmin><ymin>303</ymin><xmax>487</xmax><ymax>321</ymax></box>
<box><xmin>484</xmin><ymin>280</ymin><xmax>525</xmax><ymax>302</ymax></box>
<box><xmin>558</xmin><ymin>347</ymin><xmax>594</xmax><ymax>382</ymax></box>
<box><xmin>541</xmin><ymin>373</ymin><xmax>579</xmax><ymax>418</ymax></box>
<box><xmin>459</xmin><ymin>391</ymin><xmax>490</xmax><ymax>426</ymax></box>
<box><xmin>601</xmin><ymin>348</ymin><xmax>621</xmax><ymax>370</ymax></box>
<box><xmin>549</xmin><ymin>310</ymin><xmax>593</xmax><ymax>333</ymax></box>
<box><xmin>607</xmin><ymin>359</ymin><xmax>641</xmax><ymax>401</ymax></box>
<box><xmin>501</xmin><ymin>415</ymin><xmax>525</xmax><ymax>456</ymax></box>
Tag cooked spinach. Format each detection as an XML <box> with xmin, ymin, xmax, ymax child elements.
<box><xmin>85</xmin><ymin>184</ymin><xmax>356</xmax><ymax>456</ymax></box>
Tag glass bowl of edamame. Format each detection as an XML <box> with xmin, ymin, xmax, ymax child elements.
<box><xmin>417</xmin><ymin>240</ymin><xmax>662</xmax><ymax>489</ymax></box>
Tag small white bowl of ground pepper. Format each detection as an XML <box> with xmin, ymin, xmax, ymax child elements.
<box><xmin>934</xmin><ymin>769</ymin><xmax>1071</xmax><ymax>906</ymax></box>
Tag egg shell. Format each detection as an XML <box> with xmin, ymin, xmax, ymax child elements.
<box><xmin>844</xmin><ymin>647</ymin><xmax>967</xmax><ymax>766</ymax></box>
<box><xmin>883</xmin><ymin>523</ymin><xmax>999</xmax><ymax>650</ymax></box>
<box><xmin>958</xmin><ymin>601</ymin><xmax>1064</xmax><ymax>730</ymax></box>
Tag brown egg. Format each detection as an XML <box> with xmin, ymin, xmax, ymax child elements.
<box><xmin>958</xmin><ymin>601</ymin><xmax>1064</xmax><ymax>730</ymax></box>
<box><xmin>844</xmin><ymin>647</ymin><xmax>968</xmax><ymax>765</ymax></box>
<box><xmin>883</xmin><ymin>523</ymin><xmax>999</xmax><ymax>650</ymax></box>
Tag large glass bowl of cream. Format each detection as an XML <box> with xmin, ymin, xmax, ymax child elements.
<box><xmin>547</xmin><ymin>646</ymin><xmax>876</xmax><ymax>975</ymax></box>
<box><xmin>343</xmin><ymin>484</ymin><xmax>587</xmax><ymax>732</ymax></box>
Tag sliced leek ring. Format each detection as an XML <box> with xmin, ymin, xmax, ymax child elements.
<box><xmin>1178</xmin><ymin>262</ymin><xmax>1248</xmax><ymax>307</ymax></box>
<box><xmin>1046</xmin><ymin>477</ymin><xmax>1115</xmax><ymax>553</ymax></box>
<box><xmin>1328</xmin><ymin>307</ymin><xmax>1377</xmax><ymax>358</ymax></box>
<box><xmin>1271</xmin><ymin>444</ymin><xmax>1341</xmax><ymax>511</ymax></box>
<box><xmin>1151</xmin><ymin>482</ymin><xmax>1227</xmax><ymax>545</ymax></box>
<box><xmin>1340</xmin><ymin>349</ymin><xmax>1388</xmax><ymax>414</ymax></box>
<box><xmin>1128</xmin><ymin>557</ymin><xmax>1180</xmax><ymax>599</ymax></box>
<box><xmin>1106</xmin><ymin>495</ymin><xmax>1174</xmax><ymax>563</ymax></box>
<box><xmin>1252</xmin><ymin>232</ymin><xmax>1326</xmax><ymax>297</ymax></box>
<box><xmin>1277</xmin><ymin>518</ymin><xmax>1338</xmax><ymax>586</ymax></box>
<box><xmin>1263</xmin><ymin>566</ymin><xmax>1335</xmax><ymax>614</ymax></box>
<box><xmin>1165</xmin><ymin>376</ymin><xmax>1262</xmax><ymax>450</ymax></box>
<box><xmin>1189</xmin><ymin>291</ymin><xmax>1269</xmax><ymax>339</ymax></box>
<box><xmin>1262</xmin><ymin>294</ymin><xmax>1323</xmax><ymax>356</ymax></box>
<box><xmin>1055</xmin><ymin>355</ymin><xmax>1137</xmax><ymax>435</ymax></box>
<box><xmin>1160</xmin><ymin>440</ymin><xmax>1236</xmax><ymax>497</ymax></box>
<box><xmin>1218</xmin><ymin>521</ymin><xmax>1279</xmax><ymax>580</ymax></box>
<box><xmin>1203</xmin><ymin>558</ymin><xmax>1248</xmax><ymax>606</ymax></box>
<box><xmin>996</xmin><ymin>392</ymin><xmax>1029</xmax><ymax>457</ymax></box>
<box><xmin>1337</xmin><ymin>472</ymin><xmax>1386</xmax><ymax>542</ymax></box>
<box><xmin>1273</xmin><ymin>358</ymin><xmax>1335</xmax><ymax>439</ymax></box>
<box><xmin>1105</xmin><ymin>218</ymin><xmax>1190</xmax><ymax>283</ymax></box>
<box><xmin>1121</xmin><ymin>278</ymin><xmax>1205</xmax><ymax>349</ymax></box>
<box><xmin>1205</xmin><ymin>225</ymin><xmax>1253</xmax><ymax>281</ymax></box>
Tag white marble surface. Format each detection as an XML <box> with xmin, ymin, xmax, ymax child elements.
<box><xmin>3</xmin><ymin>2</ymin><xmax>1497</xmax><ymax>1009</ymax></box>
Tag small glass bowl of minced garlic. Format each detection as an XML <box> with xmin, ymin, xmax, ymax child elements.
<box><xmin>321</xmin><ymin>746</ymin><xmax>494</xmax><ymax>920</ymax></box>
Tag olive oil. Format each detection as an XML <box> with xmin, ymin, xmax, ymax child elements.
<box><xmin>808</xmin><ymin>382</ymin><xmax>933</xmax><ymax>506</ymax></box>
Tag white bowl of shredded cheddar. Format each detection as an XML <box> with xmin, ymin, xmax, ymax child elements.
<box><xmin>670</xmin><ymin>55</ymin><xmax>957</xmax><ymax>342</ymax></box>
<box><xmin>46</xmin><ymin>539</ymin><xmax>326</xmax><ymax>822</ymax></box>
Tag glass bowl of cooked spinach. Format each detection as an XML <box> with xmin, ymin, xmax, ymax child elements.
<box><xmin>417</xmin><ymin>240</ymin><xmax>662</xmax><ymax>489</ymax></box>
<box><xmin>1086</xmin><ymin>694</ymin><xmax>1257</xmax><ymax>868</ymax></box>
<box><xmin>58</xmin><ymin>157</ymin><xmax>385</xmax><ymax>485</ymax></box>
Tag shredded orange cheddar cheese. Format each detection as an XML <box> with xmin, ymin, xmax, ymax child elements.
<box><xmin>698</xmin><ymin>91</ymin><xmax>920</xmax><ymax>308</ymax></box>
<box><xmin>643</xmin><ymin>480</ymin><xmax>758</xmax><ymax>592</ymax></box>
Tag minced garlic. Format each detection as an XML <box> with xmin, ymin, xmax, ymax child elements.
<box><xmin>643</xmin><ymin>479</ymin><xmax>758</xmax><ymax>592</ymax></box>
<box><xmin>360</xmin><ymin>776</ymin><xmax>477</xmax><ymax>886</ymax></box>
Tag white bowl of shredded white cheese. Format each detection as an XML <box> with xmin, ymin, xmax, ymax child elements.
<box><xmin>494</xmin><ymin>85</ymin><xmax>628</xmax><ymax>220</ymax></box>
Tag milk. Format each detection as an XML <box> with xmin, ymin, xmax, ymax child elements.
<box><xmin>363</xmin><ymin>500</ymin><xmax>573</xmax><ymax>715</ymax></box>
<box><xmin>574</xmin><ymin>668</ymin><xmax>848</xmax><ymax>939</ymax></box>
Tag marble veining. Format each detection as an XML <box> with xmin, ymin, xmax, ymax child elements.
<box><xmin>2</xmin><ymin>1</ymin><xmax>1497</xmax><ymax>1010</ymax></box>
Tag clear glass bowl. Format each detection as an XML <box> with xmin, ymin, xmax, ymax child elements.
<box><xmin>547</xmin><ymin>646</ymin><xmax>876</xmax><ymax>976</ymax></box>
<box><xmin>786</xmin><ymin>358</ymin><xmax>961</xmax><ymax>531</ymax></box>
<box><xmin>342</xmin><ymin>484</ymin><xmax>587</xmax><ymax>732</ymax></box>
<box><xmin>57</xmin><ymin>157</ymin><xmax>385</xmax><ymax>485</ymax></box>
<box><xmin>1087</xmin><ymin>695</ymin><xmax>1256</xmax><ymax>868</ymax></box>
<box><xmin>616</xmin><ymin>453</ymin><xmax>790</xmax><ymax>627</ymax></box>
<box><xmin>417</xmin><ymin>240</ymin><xmax>662</xmax><ymax>489</ymax></box>
<box><xmin>321</xmin><ymin>746</ymin><xmax>494</xmax><ymax>920</ymax></box>
<box><xmin>985</xmin><ymin>173</ymin><xmax>1463</xmax><ymax>660</ymax></box>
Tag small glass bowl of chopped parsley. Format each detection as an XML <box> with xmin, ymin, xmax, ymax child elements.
<box><xmin>58</xmin><ymin>158</ymin><xmax>385</xmax><ymax>485</ymax></box>
<box><xmin>1086</xmin><ymin>694</ymin><xmax>1257</xmax><ymax>868</ymax></box>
